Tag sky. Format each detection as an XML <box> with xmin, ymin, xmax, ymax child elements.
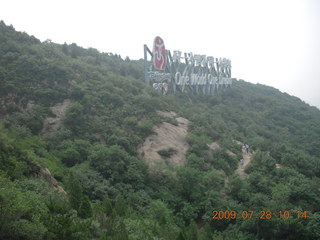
<box><xmin>1</xmin><ymin>0</ymin><xmax>319</xmax><ymax>108</ymax></box>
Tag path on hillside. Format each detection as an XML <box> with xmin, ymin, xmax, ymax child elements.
<box><xmin>220</xmin><ymin>148</ymin><xmax>253</xmax><ymax>199</ymax></box>
<box><xmin>235</xmin><ymin>150</ymin><xmax>252</xmax><ymax>179</ymax></box>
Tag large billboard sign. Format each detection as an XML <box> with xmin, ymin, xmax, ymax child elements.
<box><xmin>144</xmin><ymin>37</ymin><xmax>232</xmax><ymax>95</ymax></box>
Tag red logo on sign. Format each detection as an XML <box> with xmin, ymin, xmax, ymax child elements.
<box><xmin>153</xmin><ymin>36</ymin><xmax>166</xmax><ymax>70</ymax></box>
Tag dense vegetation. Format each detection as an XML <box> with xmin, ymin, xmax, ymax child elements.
<box><xmin>1</xmin><ymin>21</ymin><xmax>320</xmax><ymax>239</ymax></box>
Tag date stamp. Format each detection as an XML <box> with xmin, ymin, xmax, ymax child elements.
<box><xmin>212</xmin><ymin>210</ymin><xmax>308</xmax><ymax>220</ymax></box>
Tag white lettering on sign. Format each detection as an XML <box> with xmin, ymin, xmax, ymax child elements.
<box><xmin>190</xmin><ymin>74</ymin><xmax>207</xmax><ymax>85</ymax></box>
<box><xmin>186</xmin><ymin>53</ymin><xmax>194</xmax><ymax>65</ymax></box>
<box><xmin>207</xmin><ymin>74</ymin><xmax>218</xmax><ymax>84</ymax></box>
<box><xmin>194</xmin><ymin>55</ymin><xmax>207</xmax><ymax>67</ymax></box>
<box><xmin>145</xmin><ymin>37</ymin><xmax>232</xmax><ymax>95</ymax></box>
<box><xmin>148</xmin><ymin>72</ymin><xmax>171</xmax><ymax>82</ymax></box>
<box><xmin>207</xmin><ymin>56</ymin><xmax>215</xmax><ymax>65</ymax></box>
<box><xmin>173</xmin><ymin>51</ymin><xmax>182</xmax><ymax>63</ymax></box>
<box><xmin>175</xmin><ymin>72</ymin><xmax>230</xmax><ymax>86</ymax></box>
<box><xmin>175</xmin><ymin>72</ymin><xmax>189</xmax><ymax>86</ymax></box>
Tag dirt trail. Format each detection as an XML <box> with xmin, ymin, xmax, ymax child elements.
<box><xmin>235</xmin><ymin>150</ymin><xmax>252</xmax><ymax>179</ymax></box>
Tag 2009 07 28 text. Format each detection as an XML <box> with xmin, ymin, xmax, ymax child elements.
<box><xmin>212</xmin><ymin>210</ymin><xmax>308</xmax><ymax>220</ymax></box>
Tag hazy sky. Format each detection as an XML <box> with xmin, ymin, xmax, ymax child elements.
<box><xmin>1</xmin><ymin>0</ymin><xmax>319</xmax><ymax>108</ymax></box>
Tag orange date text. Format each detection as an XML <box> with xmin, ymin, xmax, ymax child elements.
<box><xmin>212</xmin><ymin>210</ymin><xmax>307</xmax><ymax>220</ymax></box>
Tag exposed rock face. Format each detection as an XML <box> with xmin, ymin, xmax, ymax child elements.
<box><xmin>39</xmin><ymin>168</ymin><xmax>67</xmax><ymax>195</ymax></box>
<box><xmin>0</xmin><ymin>93</ymin><xmax>18</xmax><ymax>117</ymax></box>
<box><xmin>26</xmin><ymin>100</ymin><xmax>35</xmax><ymax>110</ymax></box>
<box><xmin>41</xmin><ymin>99</ymin><xmax>71</xmax><ymax>133</ymax></box>
<box><xmin>138</xmin><ymin>111</ymin><xmax>189</xmax><ymax>167</ymax></box>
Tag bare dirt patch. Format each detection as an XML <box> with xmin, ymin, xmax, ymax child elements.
<box><xmin>207</xmin><ymin>142</ymin><xmax>220</xmax><ymax>151</ymax></box>
<box><xmin>41</xmin><ymin>99</ymin><xmax>71</xmax><ymax>133</ymax></box>
<box><xmin>156</xmin><ymin>110</ymin><xmax>177</xmax><ymax>118</ymax></box>
<box><xmin>138</xmin><ymin>111</ymin><xmax>189</xmax><ymax>167</ymax></box>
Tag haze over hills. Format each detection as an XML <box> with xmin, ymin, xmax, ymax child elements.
<box><xmin>0</xmin><ymin>21</ymin><xmax>320</xmax><ymax>240</ymax></box>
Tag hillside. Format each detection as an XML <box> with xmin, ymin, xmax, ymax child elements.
<box><xmin>0</xmin><ymin>21</ymin><xmax>320</xmax><ymax>240</ymax></box>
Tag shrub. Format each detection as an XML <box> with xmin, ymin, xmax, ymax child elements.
<box><xmin>157</xmin><ymin>148</ymin><xmax>177</xmax><ymax>158</ymax></box>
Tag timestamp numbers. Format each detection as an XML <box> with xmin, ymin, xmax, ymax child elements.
<box><xmin>212</xmin><ymin>210</ymin><xmax>308</xmax><ymax>220</ymax></box>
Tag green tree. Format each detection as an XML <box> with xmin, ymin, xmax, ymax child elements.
<box><xmin>67</xmin><ymin>174</ymin><xmax>83</xmax><ymax>212</ymax></box>
<box><xmin>62</xmin><ymin>42</ymin><xmax>68</xmax><ymax>55</ymax></box>
<box><xmin>114</xmin><ymin>195</ymin><xmax>127</xmax><ymax>217</ymax></box>
<box><xmin>0</xmin><ymin>177</ymin><xmax>48</xmax><ymax>240</ymax></box>
<box><xmin>186</xmin><ymin>220</ymin><xmax>198</xmax><ymax>240</ymax></box>
<box><xmin>78</xmin><ymin>195</ymin><xmax>92</xmax><ymax>218</ymax></box>
<box><xmin>114</xmin><ymin>220</ymin><xmax>128</xmax><ymax>240</ymax></box>
<box><xmin>102</xmin><ymin>195</ymin><xmax>113</xmax><ymax>216</ymax></box>
<box><xmin>63</xmin><ymin>102</ymin><xmax>86</xmax><ymax>134</ymax></box>
<box><xmin>60</xmin><ymin>147</ymin><xmax>80</xmax><ymax>167</ymax></box>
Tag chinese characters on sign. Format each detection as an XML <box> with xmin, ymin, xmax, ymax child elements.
<box><xmin>144</xmin><ymin>36</ymin><xmax>232</xmax><ymax>95</ymax></box>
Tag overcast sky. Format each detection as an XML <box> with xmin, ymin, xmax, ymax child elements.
<box><xmin>1</xmin><ymin>0</ymin><xmax>319</xmax><ymax>108</ymax></box>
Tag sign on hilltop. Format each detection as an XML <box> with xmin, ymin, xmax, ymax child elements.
<box><xmin>144</xmin><ymin>37</ymin><xmax>233</xmax><ymax>95</ymax></box>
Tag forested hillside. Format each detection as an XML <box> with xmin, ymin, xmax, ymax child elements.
<box><xmin>1</xmin><ymin>21</ymin><xmax>320</xmax><ymax>240</ymax></box>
